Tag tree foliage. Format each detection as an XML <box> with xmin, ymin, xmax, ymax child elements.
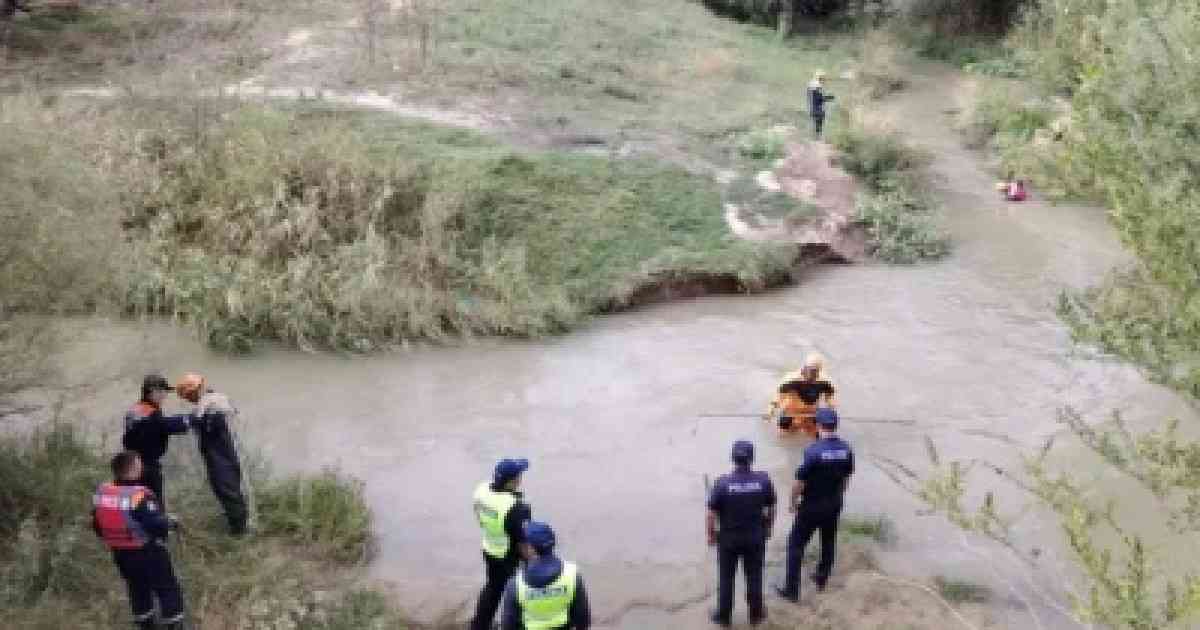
<box><xmin>899</xmin><ymin>1</ymin><xmax>1200</xmax><ymax>627</ymax></box>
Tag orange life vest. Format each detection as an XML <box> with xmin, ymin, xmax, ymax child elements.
<box><xmin>93</xmin><ymin>482</ymin><xmax>151</xmax><ymax>550</ymax></box>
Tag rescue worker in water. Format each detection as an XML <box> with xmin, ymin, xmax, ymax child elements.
<box><xmin>93</xmin><ymin>451</ymin><xmax>186</xmax><ymax>630</ymax></box>
<box><xmin>472</xmin><ymin>458</ymin><xmax>534</xmax><ymax>630</ymax></box>
<box><xmin>767</xmin><ymin>353</ymin><xmax>836</xmax><ymax>439</ymax></box>
<box><xmin>122</xmin><ymin>374</ymin><xmax>197</xmax><ymax>510</ymax></box>
<box><xmin>175</xmin><ymin>373</ymin><xmax>249</xmax><ymax>536</ymax></box>
<box><xmin>501</xmin><ymin>521</ymin><xmax>591</xmax><ymax>630</ymax></box>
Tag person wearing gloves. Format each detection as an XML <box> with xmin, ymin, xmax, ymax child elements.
<box><xmin>175</xmin><ymin>373</ymin><xmax>249</xmax><ymax>536</ymax></box>
<box><xmin>501</xmin><ymin>521</ymin><xmax>591</xmax><ymax>630</ymax></box>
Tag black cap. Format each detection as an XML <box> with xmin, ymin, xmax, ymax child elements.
<box><xmin>731</xmin><ymin>440</ymin><xmax>754</xmax><ymax>464</ymax></box>
<box><xmin>142</xmin><ymin>374</ymin><xmax>173</xmax><ymax>393</ymax></box>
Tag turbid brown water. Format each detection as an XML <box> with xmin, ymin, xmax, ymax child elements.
<box><xmin>55</xmin><ymin>62</ymin><xmax>1197</xmax><ymax>628</ymax></box>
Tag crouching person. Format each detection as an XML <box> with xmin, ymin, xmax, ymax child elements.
<box><xmin>501</xmin><ymin>521</ymin><xmax>591</xmax><ymax>630</ymax></box>
<box><xmin>93</xmin><ymin>451</ymin><xmax>185</xmax><ymax>630</ymax></box>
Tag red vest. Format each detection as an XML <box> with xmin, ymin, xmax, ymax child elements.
<box><xmin>93</xmin><ymin>482</ymin><xmax>151</xmax><ymax>550</ymax></box>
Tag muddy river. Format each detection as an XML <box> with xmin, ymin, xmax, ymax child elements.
<box><xmin>53</xmin><ymin>65</ymin><xmax>1197</xmax><ymax>628</ymax></box>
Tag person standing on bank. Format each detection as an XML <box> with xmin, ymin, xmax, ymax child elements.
<box><xmin>93</xmin><ymin>451</ymin><xmax>186</xmax><ymax>630</ymax></box>
<box><xmin>472</xmin><ymin>458</ymin><xmax>534</xmax><ymax>630</ymax></box>
<box><xmin>776</xmin><ymin>408</ymin><xmax>854</xmax><ymax>602</ymax></box>
<box><xmin>122</xmin><ymin>374</ymin><xmax>196</xmax><ymax>510</ymax></box>
<box><xmin>808</xmin><ymin>70</ymin><xmax>835</xmax><ymax>137</ymax></box>
<box><xmin>500</xmin><ymin>521</ymin><xmax>591</xmax><ymax>630</ymax></box>
<box><xmin>707</xmin><ymin>440</ymin><xmax>777</xmax><ymax>627</ymax></box>
<box><xmin>176</xmin><ymin>373</ymin><xmax>249</xmax><ymax>536</ymax></box>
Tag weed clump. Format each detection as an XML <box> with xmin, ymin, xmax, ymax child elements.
<box><xmin>829</xmin><ymin>124</ymin><xmax>949</xmax><ymax>263</ymax></box>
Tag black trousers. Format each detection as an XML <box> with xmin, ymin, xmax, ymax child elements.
<box><xmin>812</xmin><ymin>113</ymin><xmax>826</xmax><ymax>137</ymax></box>
<box><xmin>113</xmin><ymin>544</ymin><xmax>184</xmax><ymax>624</ymax></box>
<box><xmin>715</xmin><ymin>540</ymin><xmax>766</xmax><ymax>622</ymax></box>
<box><xmin>203</xmin><ymin>456</ymin><xmax>248</xmax><ymax>534</ymax></box>
<box><xmin>471</xmin><ymin>551</ymin><xmax>518</xmax><ymax>630</ymax></box>
<box><xmin>782</xmin><ymin>502</ymin><xmax>841</xmax><ymax>596</ymax></box>
<box><xmin>139</xmin><ymin>463</ymin><xmax>166</xmax><ymax>511</ymax></box>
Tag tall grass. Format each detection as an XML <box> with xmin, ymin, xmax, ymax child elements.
<box><xmin>0</xmin><ymin>421</ymin><xmax>396</xmax><ymax>630</ymax></box>
<box><xmin>30</xmin><ymin>99</ymin><xmax>792</xmax><ymax>352</ymax></box>
<box><xmin>829</xmin><ymin>120</ymin><xmax>949</xmax><ymax>263</ymax></box>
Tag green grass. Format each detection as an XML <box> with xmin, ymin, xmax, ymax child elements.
<box><xmin>401</xmin><ymin>0</ymin><xmax>861</xmax><ymax>155</ymax></box>
<box><xmin>829</xmin><ymin>121</ymin><xmax>950</xmax><ymax>263</ymax></box>
<box><xmin>108</xmin><ymin>104</ymin><xmax>798</xmax><ymax>351</ymax></box>
<box><xmin>0</xmin><ymin>420</ymin><xmax>398</xmax><ymax>630</ymax></box>
<box><xmin>841</xmin><ymin>514</ymin><xmax>895</xmax><ymax>544</ymax></box>
<box><xmin>932</xmin><ymin>575</ymin><xmax>992</xmax><ymax>604</ymax></box>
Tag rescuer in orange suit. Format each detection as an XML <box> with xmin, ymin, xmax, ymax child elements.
<box><xmin>766</xmin><ymin>353</ymin><xmax>837</xmax><ymax>439</ymax></box>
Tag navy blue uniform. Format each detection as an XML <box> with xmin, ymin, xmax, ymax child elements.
<box><xmin>92</xmin><ymin>481</ymin><xmax>184</xmax><ymax>627</ymax></box>
<box><xmin>807</xmin><ymin>83</ymin><xmax>834</xmax><ymax>136</ymax></box>
<box><xmin>122</xmin><ymin>402</ymin><xmax>191</xmax><ymax>509</ymax></box>
<box><xmin>782</xmin><ymin>436</ymin><xmax>854</xmax><ymax>596</ymax></box>
<box><xmin>708</xmin><ymin>470</ymin><xmax>777</xmax><ymax>623</ymax></box>
<box><xmin>500</xmin><ymin>555</ymin><xmax>592</xmax><ymax>630</ymax></box>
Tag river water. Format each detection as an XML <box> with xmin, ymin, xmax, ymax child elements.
<box><xmin>54</xmin><ymin>65</ymin><xmax>1197</xmax><ymax>628</ymax></box>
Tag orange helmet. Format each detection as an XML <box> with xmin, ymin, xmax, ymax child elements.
<box><xmin>175</xmin><ymin>373</ymin><xmax>206</xmax><ymax>403</ymax></box>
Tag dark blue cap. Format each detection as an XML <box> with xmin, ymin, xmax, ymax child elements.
<box><xmin>731</xmin><ymin>440</ymin><xmax>754</xmax><ymax>463</ymax></box>
<box><xmin>494</xmin><ymin>458</ymin><xmax>529</xmax><ymax>485</ymax></box>
<box><xmin>815</xmin><ymin>408</ymin><xmax>839</xmax><ymax>428</ymax></box>
<box><xmin>524</xmin><ymin>520</ymin><xmax>556</xmax><ymax>550</ymax></box>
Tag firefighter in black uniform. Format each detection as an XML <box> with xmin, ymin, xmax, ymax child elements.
<box><xmin>93</xmin><ymin>451</ymin><xmax>186</xmax><ymax>629</ymax></box>
<box><xmin>122</xmin><ymin>374</ymin><xmax>194</xmax><ymax>510</ymax></box>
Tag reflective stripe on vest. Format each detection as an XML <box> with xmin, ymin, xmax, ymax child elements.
<box><xmin>517</xmin><ymin>562</ymin><xmax>578</xmax><ymax>630</ymax></box>
<box><xmin>93</xmin><ymin>482</ymin><xmax>151</xmax><ymax>550</ymax></box>
<box><xmin>473</xmin><ymin>481</ymin><xmax>517</xmax><ymax>558</ymax></box>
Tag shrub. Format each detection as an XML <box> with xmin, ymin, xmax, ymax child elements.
<box><xmin>855</xmin><ymin>180</ymin><xmax>949</xmax><ymax>264</ymax></box>
<box><xmin>737</xmin><ymin>128</ymin><xmax>788</xmax><ymax>162</ymax></box>
<box><xmin>257</xmin><ymin>470</ymin><xmax>374</xmax><ymax>564</ymax></box>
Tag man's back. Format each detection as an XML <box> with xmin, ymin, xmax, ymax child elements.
<box><xmin>798</xmin><ymin>437</ymin><xmax>854</xmax><ymax>505</ymax></box>
<box><xmin>709</xmin><ymin>469</ymin><xmax>776</xmax><ymax>546</ymax></box>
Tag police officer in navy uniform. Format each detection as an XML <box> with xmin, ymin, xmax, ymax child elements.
<box><xmin>93</xmin><ymin>451</ymin><xmax>186</xmax><ymax>630</ymax></box>
<box><xmin>472</xmin><ymin>458</ymin><xmax>534</xmax><ymax>630</ymax></box>
<box><xmin>776</xmin><ymin>408</ymin><xmax>854</xmax><ymax>602</ymax></box>
<box><xmin>707</xmin><ymin>440</ymin><xmax>777</xmax><ymax>626</ymax></box>
<box><xmin>500</xmin><ymin>521</ymin><xmax>591</xmax><ymax>630</ymax></box>
<box><xmin>121</xmin><ymin>374</ymin><xmax>195</xmax><ymax>510</ymax></box>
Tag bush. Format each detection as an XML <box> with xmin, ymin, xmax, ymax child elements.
<box><xmin>257</xmin><ymin>470</ymin><xmax>374</xmax><ymax>564</ymax></box>
<box><xmin>829</xmin><ymin>122</ymin><xmax>948</xmax><ymax>263</ymax></box>
<box><xmin>737</xmin><ymin>127</ymin><xmax>788</xmax><ymax>162</ymax></box>
<box><xmin>854</xmin><ymin>180</ymin><xmax>949</xmax><ymax>264</ymax></box>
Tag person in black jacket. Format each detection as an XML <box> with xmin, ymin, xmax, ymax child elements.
<box><xmin>707</xmin><ymin>440</ymin><xmax>777</xmax><ymax>626</ymax></box>
<box><xmin>93</xmin><ymin>451</ymin><xmax>186</xmax><ymax>630</ymax></box>
<box><xmin>176</xmin><ymin>373</ymin><xmax>249</xmax><ymax>536</ymax></box>
<box><xmin>501</xmin><ymin>521</ymin><xmax>591</xmax><ymax>630</ymax></box>
<box><xmin>121</xmin><ymin>374</ymin><xmax>195</xmax><ymax>510</ymax></box>
<box><xmin>776</xmin><ymin>408</ymin><xmax>854</xmax><ymax>602</ymax></box>
<box><xmin>807</xmin><ymin>70</ymin><xmax>835</xmax><ymax>137</ymax></box>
